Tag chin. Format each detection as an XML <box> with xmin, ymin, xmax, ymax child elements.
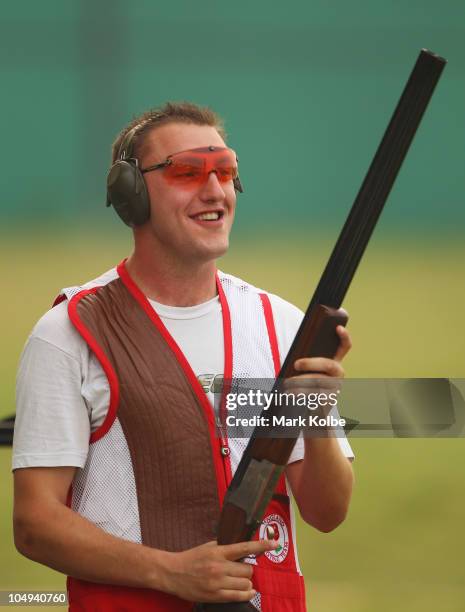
<box><xmin>195</xmin><ymin>239</ymin><xmax>229</xmax><ymax>262</ymax></box>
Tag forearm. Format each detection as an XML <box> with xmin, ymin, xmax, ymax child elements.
<box><xmin>14</xmin><ymin>499</ymin><xmax>170</xmax><ymax>591</ymax></box>
<box><xmin>290</xmin><ymin>435</ymin><xmax>354</xmax><ymax>532</ymax></box>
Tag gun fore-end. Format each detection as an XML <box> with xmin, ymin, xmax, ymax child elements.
<box><xmin>283</xmin><ymin>304</ymin><xmax>348</xmax><ymax>378</ymax></box>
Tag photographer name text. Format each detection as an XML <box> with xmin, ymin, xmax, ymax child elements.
<box><xmin>225</xmin><ymin>413</ymin><xmax>345</xmax><ymax>428</ymax></box>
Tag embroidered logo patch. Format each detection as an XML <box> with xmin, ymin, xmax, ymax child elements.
<box><xmin>259</xmin><ymin>514</ymin><xmax>289</xmax><ymax>563</ymax></box>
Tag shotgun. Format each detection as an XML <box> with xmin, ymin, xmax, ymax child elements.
<box><xmin>195</xmin><ymin>48</ymin><xmax>446</xmax><ymax>612</ymax></box>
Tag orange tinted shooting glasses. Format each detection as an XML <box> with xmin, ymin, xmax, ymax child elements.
<box><xmin>141</xmin><ymin>146</ymin><xmax>243</xmax><ymax>192</ymax></box>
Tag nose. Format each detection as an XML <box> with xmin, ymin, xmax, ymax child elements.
<box><xmin>198</xmin><ymin>171</ymin><xmax>226</xmax><ymax>202</ymax></box>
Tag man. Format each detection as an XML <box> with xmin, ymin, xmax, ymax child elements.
<box><xmin>13</xmin><ymin>102</ymin><xmax>354</xmax><ymax>611</ymax></box>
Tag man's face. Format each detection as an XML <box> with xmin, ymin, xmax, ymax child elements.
<box><xmin>138</xmin><ymin>122</ymin><xmax>237</xmax><ymax>265</ymax></box>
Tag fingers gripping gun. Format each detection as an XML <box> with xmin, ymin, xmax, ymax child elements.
<box><xmin>195</xmin><ymin>49</ymin><xmax>446</xmax><ymax>612</ymax></box>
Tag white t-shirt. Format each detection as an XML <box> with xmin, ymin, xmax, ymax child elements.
<box><xmin>13</xmin><ymin>269</ymin><xmax>354</xmax><ymax>470</ymax></box>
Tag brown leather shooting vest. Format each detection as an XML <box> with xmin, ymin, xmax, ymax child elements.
<box><xmin>70</xmin><ymin>275</ymin><xmax>221</xmax><ymax>551</ymax></box>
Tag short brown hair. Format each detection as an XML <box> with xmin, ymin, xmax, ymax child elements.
<box><xmin>111</xmin><ymin>101</ymin><xmax>226</xmax><ymax>164</ymax></box>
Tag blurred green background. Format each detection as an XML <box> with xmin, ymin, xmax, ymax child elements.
<box><xmin>1</xmin><ymin>1</ymin><xmax>464</xmax><ymax>611</ymax></box>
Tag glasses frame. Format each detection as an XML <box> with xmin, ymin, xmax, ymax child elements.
<box><xmin>140</xmin><ymin>146</ymin><xmax>243</xmax><ymax>192</ymax></box>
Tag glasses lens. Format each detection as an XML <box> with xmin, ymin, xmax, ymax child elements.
<box><xmin>163</xmin><ymin>148</ymin><xmax>238</xmax><ymax>187</ymax></box>
<box><xmin>209</xmin><ymin>152</ymin><xmax>238</xmax><ymax>182</ymax></box>
<box><xmin>164</xmin><ymin>158</ymin><xmax>204</xmax><ymax>184</ymax></box>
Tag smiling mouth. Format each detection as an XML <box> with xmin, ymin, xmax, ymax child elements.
<box><xmin>190</xmin><ymin>211</ymin><xmax>224</xmax><ymax>222</ymax></box>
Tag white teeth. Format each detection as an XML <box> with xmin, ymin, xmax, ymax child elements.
<box><xmin>195</xmin><ymin>212</ymin><xmax>220</xmax><ymax>221</ymax></box>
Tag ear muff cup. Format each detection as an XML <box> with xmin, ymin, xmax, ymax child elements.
<box><xmin>106</xmin><ymin>160</ymin><xmax>150</xmax><ymax>227</ymax></box>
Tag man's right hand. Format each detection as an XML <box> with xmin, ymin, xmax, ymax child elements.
<box><xmin>13</xmin><ymin>467</ymin><xmax>277</xmax><ymax>603</ymax></box>
<box><xmin>159</xmin><ymin>539</ymin><xmax>278</xmax><ymax>603</ymax></box>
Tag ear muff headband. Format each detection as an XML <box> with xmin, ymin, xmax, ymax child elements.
<box><xmin>106</xmin><ymin>125</ymin><xmax>151</xmax><ymax>227</ymax></box>
<box><xmin>116</xmin><ymin>126</ymin><xmax>139</xmax><ymax>161</ymax></box>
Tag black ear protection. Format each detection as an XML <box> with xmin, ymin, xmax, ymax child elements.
<box><xmin>106</xmin><ymin>126</ymin><xmax>151</xmax><ymax>228</ymax></box>
<box><xmin>106</xmin><ymin>123</ymin><xmax>244</xmax><ymax>228</ymax></box>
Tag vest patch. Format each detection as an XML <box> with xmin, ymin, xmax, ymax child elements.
<box><xmin>259</xmin><ymin>513</ymin><xmax>290</xmax><ymax>563</ymax></box>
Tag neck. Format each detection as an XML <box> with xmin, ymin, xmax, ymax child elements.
<box><xmin>125</xmin><ymin>247</ymin><xmax>218</xmax><ymax>307</ymax></box>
